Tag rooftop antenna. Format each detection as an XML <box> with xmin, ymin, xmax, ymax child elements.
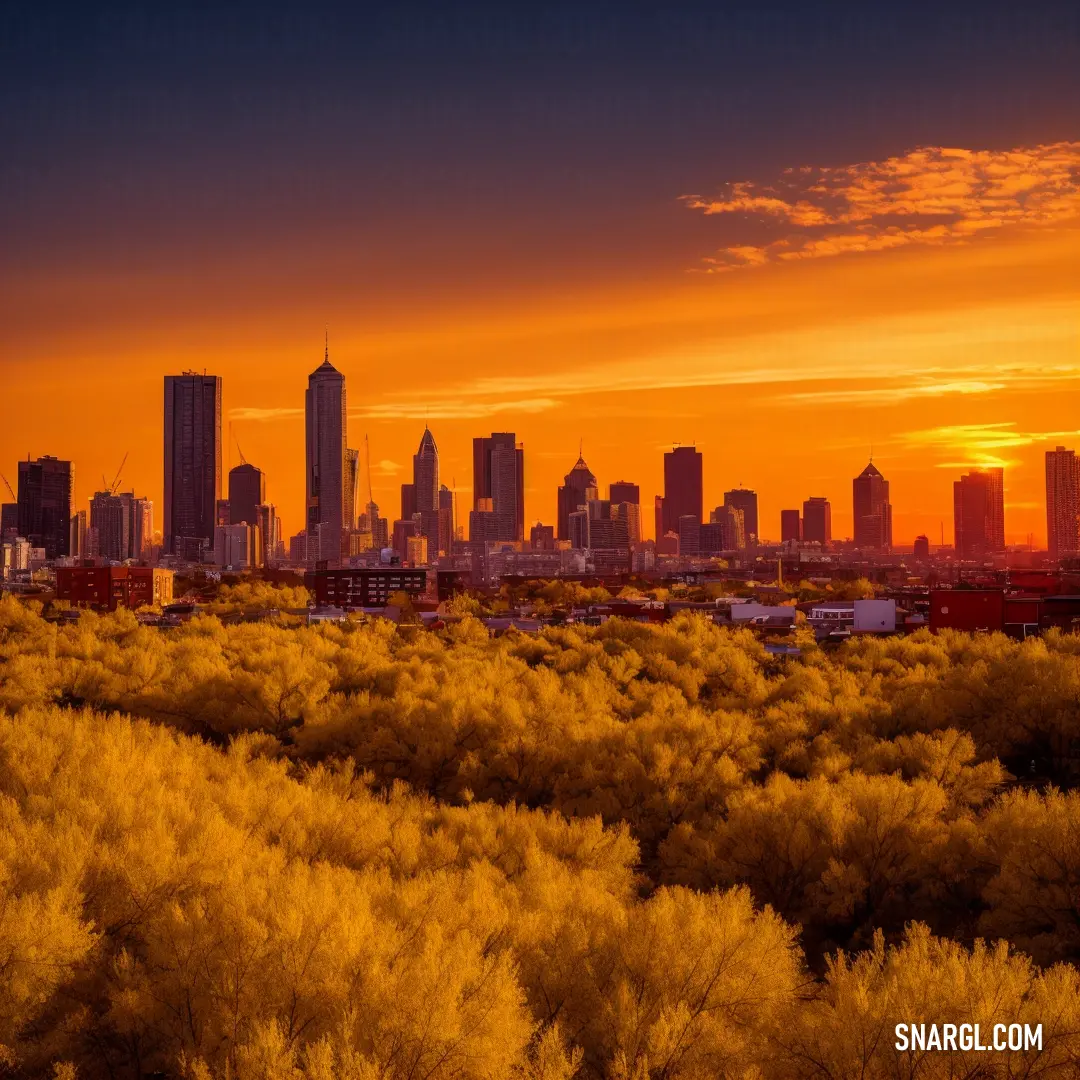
<box><xmin>324</xmin><ymin>327</ymin><xmax>329</xmax><ymax>363</ymax></box>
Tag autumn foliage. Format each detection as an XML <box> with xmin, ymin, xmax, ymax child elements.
<box><xmin>3</xmin><ymin>596</ymin><xmax>1080</xmax><ymax>1077</ymax></box>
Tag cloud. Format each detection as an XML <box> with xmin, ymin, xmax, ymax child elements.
<box><xmin>781</xmin><ymin>379</ymin><xmax>1007</xmax><ymax>406</ymax></box>
<box><xmin>372</xmin><ymin>459</ymin><xmax>402</xmax><ymax>476</ymax></box>
<box><xmin>899</xmin><ymin>422</ymin><xmax>1080</xmax><ymax>469</ymax></box>
<box><xmin>229</xmin><ymin>406</ymin><xmax>304</xmax><ymax>421</ymax></box>
<box><xmin>351</xmin><ymin>397</ymin><xmax>557</xmax><ymax>420</ymax></box>
<box><xmin>682</xmin><ymin>142</ymin><xmax>1080</xmax><ymax>270</ymax></box>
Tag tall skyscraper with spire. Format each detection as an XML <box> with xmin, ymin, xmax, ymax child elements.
<box><xmin>305</xmin><ymin>336</ymin><xmax>347</xmax><ymax>563</ymax></box>
<box><xmin>411</xmin><ymin>426</ymin><xmax>445</xmax><ymax>553</ymax></box>
<box><xmin>413</xmin><ymin>427</ymin><xmax>439</xmax><ymax>513</ymax></box>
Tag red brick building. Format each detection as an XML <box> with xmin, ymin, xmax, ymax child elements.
<box><xmin>56</xmin><ymin>566</ymin><xmax>174</xmax><ymax>611</ymax></box>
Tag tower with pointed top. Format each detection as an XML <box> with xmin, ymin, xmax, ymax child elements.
<box><xmin>305</xmin><ymin>341</ymin><xmax>347</xmax><ymax>564</ymax></box>
<box><xmin>557</xmin><ymin>452</ymin><xmax>598</xmax><ymax>541</ymax></box>
<box><xmin>853</xmin><ymin>460</ymin><xmax>892</xmax><ymax>551</ymax></box>
<box><xmin>413</xmin><ymin>426</ymin><xmax>439</xmax><ymax>513</ymax></box>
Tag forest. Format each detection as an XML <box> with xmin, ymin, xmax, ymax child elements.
<box><xmin>3</xmin><ymin>592</ymin><xmax>1080</xmax><ymax>1078</ymax></box>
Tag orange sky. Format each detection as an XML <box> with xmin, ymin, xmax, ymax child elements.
<box><xmin>2</xmin><ymin>143</ymin><xmax>1079</xmax><ymax>547</ymax></box>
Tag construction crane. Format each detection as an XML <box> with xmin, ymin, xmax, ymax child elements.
<box><xmin>0</xmin><ymin>473</ymin><xmax>15</xmax><ymax>502</ymax></box>
<box><xmin>101</xmin><ymin>451</ymin><xmax>129</xmax><ymax>495</ymax></box>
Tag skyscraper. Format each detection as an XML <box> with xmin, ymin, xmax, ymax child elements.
<box><xmin>164</xmin><ymin>373</ymin><xmax>221</xmax><ymax>558</ymax></box>
<box><xmin>852</xmin><ymin>462</ymin><xmax>892</xmax><ymax>551</ymax></box>
<box><xmin>780</xmin><ymin>509</ymin><xmax>801</xmax><ymax>543</ymax></box>
<box><xmin>662</xmin><ymin>446</ymin><xmax>702</xmax><ymax>537</ymax></box>
<box><xmin>1046</xmin><ymin>446</ymin><xmax>1080</xmax><ymax>559</ymax></box>
<box><xmin>228</xmin><ymin>463</ymin><xmax>266</xmax><ymax>526</ymax></box>
<box><xmin>609</xmin><ymin>480</ymin><xmax>640</xmax><ymax>506</ymax></box>
<box><xmin>344</xmin><ymin>448</ymin><xmax>360</xmax><ymax>531</ymax></box>
<box><xmin>305</xmin><ymin>343</ymin><xmax>347</xmax><ymax>563</ymax></box>
<box><xmin>723</xmin><ymin>488</ymin><xmax>758</xmax><ymax>544</ymax></box>
<box><xmin>710</xmin><ymin>504</ymin><xmax>745</xmax><ymax>549</ymax></box>
<box><xmin>557</xmin><ymin>454</ymin><xmax>598</xmax><ymax>540</ymax></box>
<box><xmin>1</xmin><ymin>502</ymin><xmax>20</xmax><ymax>540</ymax></box>
<box><xmin>802</xmin><ymin>497</ymin><xmax>832</xmax><ymax>545</ymax></box>
<box><xmin>89</xmin><ymin>491</ymin><xmax>131</xmax><ymax>562</ymax></box>
<box><xmin>473</xmin><ymin>433</ymin><xmax>524</xmax><ymax>541</ymax></box>
<box><xmin>413</xmin><ymin>427</ymin><xmax>439</xmax><ymax>513</ymax></box>
<box><xmin>17</xmin><ymin>455</ymin><xmax>73</xmax><ymax>559</ymax></box>
<box><xmin>954</xmin><ymin>468</ymin><xmax>1005</xmax><ymax>559</ymax></box>
<box><xmin>89</xmin><ymin>491</ymin><xmax>152</xmax><ymax>562</ymax></box>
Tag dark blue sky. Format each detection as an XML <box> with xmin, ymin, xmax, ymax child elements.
<box><xmin>2</xmin><ymin>1</ymin><xmax>1079</xmax><ymax>294</ymax></box>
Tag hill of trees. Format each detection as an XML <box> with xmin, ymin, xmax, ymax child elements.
<box><xmin>3</xmin><ymin>596</ymin><xmax>1080</xmax><ymax>1077</ymax></box>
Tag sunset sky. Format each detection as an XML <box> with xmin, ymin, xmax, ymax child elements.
<box><xmin>2</xmin><ymin>3</ymin><xmax>1079</xmax><ymax>545</ymax></box>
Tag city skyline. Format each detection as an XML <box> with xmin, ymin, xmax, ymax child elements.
<box><xmin>13</xmin><ymin>365</ymin><xmax>1080</xmax><ymax>554</ymax></box>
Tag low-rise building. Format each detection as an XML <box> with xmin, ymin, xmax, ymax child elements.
<box><xmin>305</xmin><ymin>568</ymin><xmax>428</xmax><ymax>609</ymax></box>
<box><xmin>56</xmin><ymin>566</ymin><xmax>175</xmax><ymax>611</ymax></box>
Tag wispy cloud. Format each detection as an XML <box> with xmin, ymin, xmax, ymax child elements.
<box><xmin>899</xmin><ymin>421</ymin><xmax>1080</xmax><ymax>469</ymax></box>
<box><xmin>229</xmin><ymin>406</ymin><xmax>304</xmax><ymax>421</ymax></box>
<box><xmin>682</xmin><ymin>142</ymin><xmax>1080</xmax><ymax>270</ymax></box>
<box><xmin>352</xmin><ymin>398</ymin><xmax>557</xmax><ymax>421</ymax></box>
<box><xmin>781</xmin><ymin>379</ymin><xmax>1007</xmax><ymax>406</ymax></box>
<box><xmin>372</xmin><ymin>459</ymin><xmax>401</xmax><ymax>476</ymax></box>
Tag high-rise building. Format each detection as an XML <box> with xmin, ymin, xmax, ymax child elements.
<box><xmin>413</xmin><ymin>427</ymin><xmax>439</xmax><ymax>513</ymax></box>
<box><xmin>344</xmin><ymin>448</ymin><xmax>360</xmax><ymax>533</ymax></box>
<box><xmin>473</xmin><ymin>433</ymin><xmax>524</xmax><ymax>541</ymax></box>
<box><xmin>164</xmin><ymin>373</ymin><xmax>221</xmax><ymax>558</ymax></box>
<box><xmin>780</xmin><ymin>509</ymin><xmax>801</xmax><ymax>543</ymax></box>
<box><xmin>17</xmin><ymin>455</ymin><xmax>73</xmax><ymax>560</ymax></box>
<box><xmin>1046</xmin><ymin>446</ymin><xmax>1080</xmax><ymax>559</ymax></box>
<box><xmin>913</xmin><ymin>534</ymin><xmax>930</xmax><ymax>560</ymax></box>
<box><xmin>723</xmin><ymin>489</ymin><xmax>758</xmax><ymax>544</ymax></box>
<box><xmin>406</xmin><ymin>534</ymin><xmax>428</xmax><ymax>566</ymax></box>
<box><xmin>89</xmin><ymin>491</ymin><xmax>131</xmax><ymax>562</ymax></box>
<box><xmin>852</xmin><ymin>462</ymin><xmax>892</xmax><ymax>551</ymax></box>
<box><xmin>393</xmin><ymin>518</ymin><xmax>417</xmax><ymax>560</ymax></box>
<box><xmin>557</xmin><ymin>454</ymin><xmax>598</xmax><ymax>540</ymax></box>
<box><xmin>215</xmin><ymin>523</ymin><xmax>258</xmax><ymax>569</ymax></box>
<box><xmin>662</xmin><ymin>446</ymin><xmax>702</xmax><ymax>537</ymax></box>
<box><xmin>438</xmin><ymin>484</ymin><xmax>454</xmax><ymax>556</ymax></box>
<box><xmin>612</xmin><ymin>501</ymin><xmax>641</xmax><ymax>544</ymax></box>
<box><xmin>710</xmin><ymin>504</ymin><xmax>745</xmax><ymax>550</ymax></box>
<box><xmin>954</xmin><ymin>468</ymin><xmax>1005</xmax><ymax>559</ymax></box>
<box><xmin>677</xmin><ymin>514</ymin><xmax>701</xmax><ymax>555</ymax></box>
<box><xmin>609</xmin><ymin>480</ymin><xmax>640</xmax><ymax>506</ymax></box>
<box><xmin>802</xmin><ymin>497</ymin><xmax>832</xmax><ymax>546</ymax></box>
<box><xmin>530</xmin><ymin>523</ymin><xmax>555</xmax><ymax>550</ymax></box>
<box><xmin>411</xmin><ymin>427</ymin><xmax>443</xmax><ymax>552</ymax></box>
<box><xmin>0</xmin><ymin>503</ymin><xmax>17</xmax><ymax>540</ymax></box>
<box><xmin>69</xmin><ymin>509</ymin><xmax>88</xmax><ymax>558</ymax></box>
<box><xmin>363</xmin><ymin>500</ymin><xmax>389</xmax><ymax>550</ymax></box>
<box><xmin>228</xmin><ymin>463</ymin><xmax>265</xmax><ymax>526</ymax></box>
<box><xmin>306</xmin><ymin>345</ymin><xmax>347</xmax><ymax>563</ymax></box>
<box><xmin>401</xmin><ymin>483</ymin><xmax>416</xmax><ymax>523</ymax></box>
<box><xmin>256</xmin><ymin>504</ymin><xmax>281</xmax><ymax>566</ymax></box>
